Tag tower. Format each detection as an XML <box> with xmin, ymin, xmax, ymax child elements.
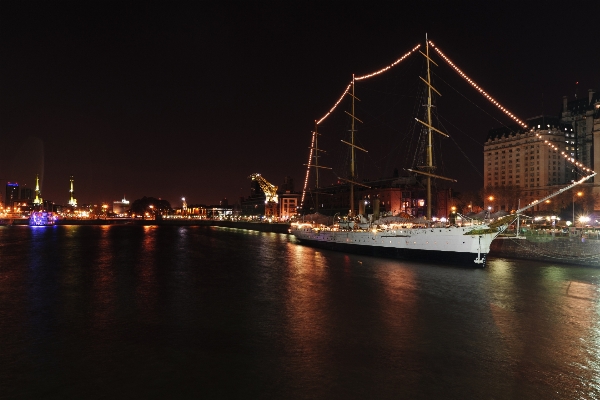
<box><xmin>33</xmin><ymin>174</ymin><xmax>43</xmax><ymax>206</ymax></box>
<box><xmin>68</xmin><ymin>175</ymin><xmax>77</xmax><ymax>207</ymax></box>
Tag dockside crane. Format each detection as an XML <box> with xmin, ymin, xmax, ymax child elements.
<box><xmin>249</xmin><ymin>173</ymin><xmax>279</xmax><ymax>218</ymax></box>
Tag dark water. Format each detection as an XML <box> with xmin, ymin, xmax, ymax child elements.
<box><xmin>1</xmin><ymin>225</ymin><xmax>599</xmax><ymax>399</ymax></box>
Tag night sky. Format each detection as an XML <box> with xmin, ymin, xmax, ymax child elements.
<box><xmin>1</xmin><ymin>1</ymin><xmax>598</xmax><ymax>207</ymax></box>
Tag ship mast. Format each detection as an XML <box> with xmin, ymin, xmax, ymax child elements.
<box><xmin>315</xmin><ymin>121</ymin><xmax>320</xmax><ymax>211</ymax></box>
<box><xmin>425</xmin><ymin>36</ymin><xmax>433</xmax><ymax>219</ymax></box>
<box><xmin>338</xmin><ymin>75</ymin><xmax>369</xmax><ymax>219</ymax></box>
<box><xmin>409</xmin><ymin>35</ymin><xmax>455</xmax><ymax>219</ymax></box>
<box><xmin>350</xmin><ymin>75</ymin><xmax>356</xmax><ymax>217</ymax></box>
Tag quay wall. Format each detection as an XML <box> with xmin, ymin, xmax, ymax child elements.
<box><xmin>155</xmin><ymin>219</ymin><xmax>291</xmax><ymax>233</ymax></box>
<box><xmin>489</xmin><ymin>235</ymin><xmax>600</xmax><ymax>267</ymax></box>
<box><xmin>51</xmin><ymin>218</ymin><xmax>291</xmax><ymax>233</ymax></box>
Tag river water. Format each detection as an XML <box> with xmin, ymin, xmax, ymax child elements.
<box><xmin>1</xmin><ymin>225</ymin><xmax>599</xmax><ymax>399</ymax></box>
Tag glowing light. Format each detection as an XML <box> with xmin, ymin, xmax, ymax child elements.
<box><xmin>316</xmin><ymin>44</ymin><xmax>420</xmax><ymax>125</ymax></box>
<box><xmin>316</xmin><ymin>83</ymin><xmax>353</xmax><ymax>125</ymax></box>
<box><xmin>535</xmin><ymin>129</ymin><xmax>597</xmax><ymax>178</ymax></box>
<box><xmin>354</xmin><ymin>45</ymin><xmax>420</xmax><ymax>81</ymax></box>
<box><xmin>428</xmin><ymin>41</ymin><xmax>528</xmax><ymax>128</ymax></box>
<box><xmin>301</xmin><ymin>130</ymin><xmax>317</xmax><ymax>207</ymax></box>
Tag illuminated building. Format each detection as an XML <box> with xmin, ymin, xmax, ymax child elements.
<box><xmin>561</xmin><ymin>90</ymin><xmax>600</xmax><ymax>209</ymax></box>
<box><xmin>484</xmin><ymin>116</ymin><xmax>572</xmax><ymax>211</ymax></box>
<box><xmin>68</xmin><ymin>175</ymin><xmax>77</xmax><ymax>207</ymax></box>
<box><xmin>112</xmin><ymin>197</ymin><xmax>130</xmax><ymax>215</ymax></box>
<box><xmin>484</xmin><ymin>91</ymin><xmax>599</xmax><ymax>212</ymax></box>
<box><xmin>279</xmin><ymin>191</ymin><xmax>299</xmax><ymax>220</ymax></box>
<box><xmin>33</xmin><ymin>174</ymin><xmax>43</xmax><ymax>206</ymax></box>
<box><xmin>240</xmin><ymin>175</ymin><xmax>301</xmax><ymax>219</ymax></box>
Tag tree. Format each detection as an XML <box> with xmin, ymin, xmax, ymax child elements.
<box><xmin>131</xmin><ymin>196</ymin><xmax>172</xmax><ymax>216</ymax></box>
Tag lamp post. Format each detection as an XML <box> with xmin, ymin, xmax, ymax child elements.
<box><xmin>488</xmin><ymin>196</ymin><xmax>494</xmax><ymax>212</ymax></box>
<box><xmin>487</xmin><ymin>195</ymin><xmax>494</xmax><ymax>220</ymax></box>
<box><xmin>450</xmin><ymin>206</ymin><xmax>457</xmax><ymax>226</ymax></box>
<box><xmin>573</xmin><ymin>191</ymin><xmax>583</xmax><ymax>226</ymax></box>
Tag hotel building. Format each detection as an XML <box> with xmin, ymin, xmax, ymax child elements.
<box><xmin>484</xmin><ymin>89</ymin><xmax>600</xmax><ymax>213</ymax></box>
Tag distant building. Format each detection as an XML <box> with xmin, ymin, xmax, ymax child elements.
<box><xmin>179</xmin><ymin>204</ymin><xmax>207</xmax><ymax>217</ymax></box>
<box><xmin>113</xmin><ymin>197</ymin><xmax>130</xmax><ymax>215</ymax></box>
<box><xmin>20</xmin><ymin>187</ymin><xmax>33</xmax><ymax>201</ymax></box>
<box><xmin>560</xmin><ymin>89</ymin><xmax>600</xmax><ymax>209</ymax></box>
<box><xmin>302</xmin><ymin>175</ymin><xmax>427</xmax><ymax>218</ymax></box>
<box><xmin>5</xmin><ymin>182</ymin><xmax>19</xmax><ymax>209</ymax></box>
<box><xmin>281</xmin><ymin>176</ymin><xmax>294</xmax><ymax>193</ymax></box>
<box><xmin>241</xmin><ymin>193</ymin><xmax>267</xmax><ymax>217</ymax></box>
<box><xmin>279</xmin><ymin>191</ymin><xmax>299</xmax><ymax>220</ymax></box>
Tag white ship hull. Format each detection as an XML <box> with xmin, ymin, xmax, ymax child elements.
<box><xmin>291</xmin><ymin>225</ymin><xmax>500</xmax><ymax>267</ymax></box>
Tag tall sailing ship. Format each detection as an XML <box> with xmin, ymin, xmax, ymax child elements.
<box><xmin>290</xmin><ymin>36</ymin><xmax>595</xmax><ymax>267</ymax></box>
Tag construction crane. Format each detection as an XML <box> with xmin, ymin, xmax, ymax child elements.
<box><xmin>249</xmin><ymin>173</ymin><xmax>279</xmax><ymax>218</ymax></box>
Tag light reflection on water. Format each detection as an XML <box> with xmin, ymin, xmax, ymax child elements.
<box><xmin>0</xmin><ymin>225</ymin><xmax>599</xmax><ymax>399</ymax></box>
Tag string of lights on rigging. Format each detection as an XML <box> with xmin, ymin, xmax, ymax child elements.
<box><xmin>303</xmin><ymin>45</ymin><xmax>422</xmax><ymax>206</ymax></box>
<box><xmin>428</xmin><ymin>41</ymin><xmax>528</xmax><ymax>129</ymax></box>
<box><xmin>536</xmin><ymin>132</ymin><xmax>595</xmax><ymax>175</ymax></box>
<box><xmin>301</xmin><ymin>131</ymin><xmax>317</xmax><ymax>207</ymax></box>
<box><xmin>302</xmin><ymin>38</ymin><xmax>590</xmax><ymax>209</ymax></box>
<box><xmin>315</xmin><ymin>45</ymin><xmax>421</xmax><ymax>126</ymax></box>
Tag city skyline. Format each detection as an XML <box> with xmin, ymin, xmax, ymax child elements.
<box><xmin>1</xmin><ymin>2</ymin><xmax>598</xmax><ymax>205</ymax></box>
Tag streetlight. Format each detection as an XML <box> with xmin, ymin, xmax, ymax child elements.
<box><xmin>573</xmin><ymin>191</ymin><xmax>583</xmax><ymax>226</ymax></box>
<box><xmin>488</xmin><ymin>196</ymin><xmax>494</xmax><ymax>213</ymax></box>
<box><xmin>450</xmin><ymin>206</ymin><xmax>457</xmax><ymax>226</ymax></box>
